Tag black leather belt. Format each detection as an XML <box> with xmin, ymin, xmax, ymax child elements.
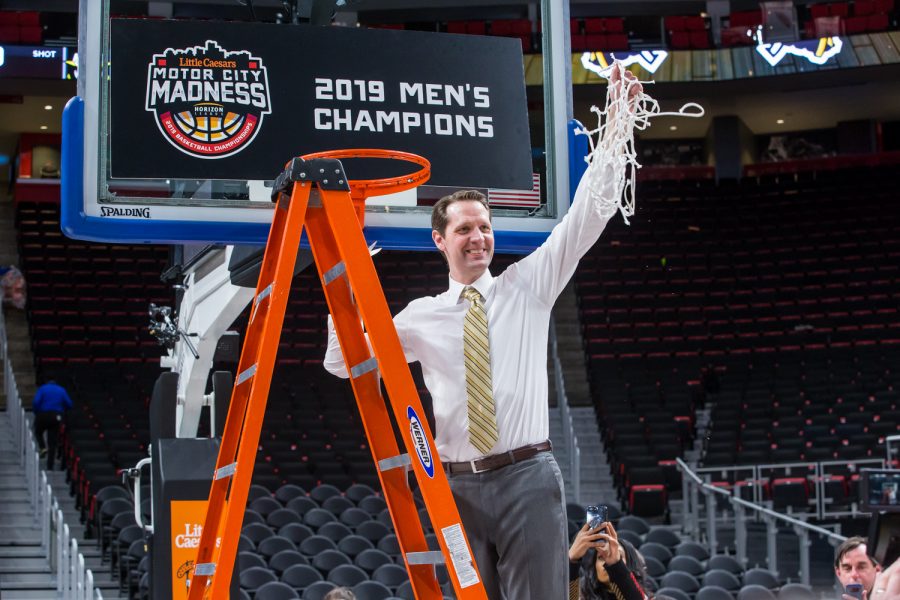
<box><xmin>443</xmin><ymin>441</ymin><xmax>553</xmax><ymax>474</ymax></box>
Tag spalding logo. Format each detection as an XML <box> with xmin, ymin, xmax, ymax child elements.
<box><xmin>408</xmin><ymin>406</ymin><xmax>435</xmax><ymax>478</ymax></box>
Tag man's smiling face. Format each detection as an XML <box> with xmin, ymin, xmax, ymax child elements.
<box><xmin>432</xmin><ymin>200</ymin><xmax>494</xmax><ymax>285</ymax></box>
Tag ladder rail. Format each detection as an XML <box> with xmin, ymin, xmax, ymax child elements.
<box><xmin>187</xmin><ymin>183</ymin><xmax>312</xmax><ymax>599</ymax></box>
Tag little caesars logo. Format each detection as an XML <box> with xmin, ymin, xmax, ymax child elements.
<box><xmin>174</xmin><ymin>523</ymin><xmax>202</xmax><ymax>549</ymax></box>
<box><xmin>145</xmin><ymin>40</ymin><xmax>271</xmax><ymax>159</ymax></box>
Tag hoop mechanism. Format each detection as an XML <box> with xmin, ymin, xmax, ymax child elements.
<box><xmin>271</xmin><ymin>148</ymin><xmax>431</xmax><ymax>227</ymax></box>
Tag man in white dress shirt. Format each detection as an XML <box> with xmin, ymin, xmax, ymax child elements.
<box><xmin>325</xmin><ymin>68</ymin><xmax>641</xmax><ymax>599</ymax></box>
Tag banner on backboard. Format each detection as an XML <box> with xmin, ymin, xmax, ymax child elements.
<box><xmin>109</xmin><ymin>20</ymin><xmax>532</xmax><ymax>189</ymax></box>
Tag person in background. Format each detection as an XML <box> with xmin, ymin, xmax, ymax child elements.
<box><xmin>568</xmin><ymin>520</ymin><xmax>650</xmax><ymax>600</ymax></box>
<box><xmin>32</xmin><ymin>379</ymin><xmax>73</xmax><ymax>470</ymax></box>
<box><xmin>323</xmin><ymin>587</ymin><xmax>356</xmax><ymax>600</ymax></box>
<box><xmin>836</xmin><ymin>536</ymin><xmax>881</xmax><ymax>600</ymax></box>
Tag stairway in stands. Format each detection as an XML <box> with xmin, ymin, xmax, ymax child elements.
<box><xmin>0</xmin><ymin>407</ymin><xmax>125</xmax><ymax>598</ymax></box>
<box><xmin>550</xmin><ymin>283</ymin><xmax>619</xmax><ymax>510</ymax></box>
<box><xmin>0</xmin><ymin>409</ymin><xmax>52</xmax><ymax>599</ymax></box>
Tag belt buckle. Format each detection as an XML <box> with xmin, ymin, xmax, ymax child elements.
<box><xmin>469</xmin><ymin>458</ymin><xmax>490</xmax><ymax>474</ymax></box>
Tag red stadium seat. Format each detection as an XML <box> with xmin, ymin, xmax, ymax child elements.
<box><xmin>854</xmin><ymin>0</ymin><xmax>876</xmax><ymax>15</ymax></box>
<box><xmin>670</xmin><ymin>31</ymin><xmax>690</xmax><ymax>49</ymax></box>
<box><xmin>466</xmin><ymin>20</ymin><xmax>486</xmax><ymax>35</ymax></box>
<box><xmin>771</xmin><ymin>478</ymin><xmax>810</xmax><ymax>511</ymax></box>
<box><xmin>584</xmin><ymin>33</ymin><xmax>606</xmax><ymax>50</ymax></box>
<box><xmin>690</xmin><ymin>30</ymin><xmax>711</xmax><ymax>48</ymax></box>
<box><xmin>606</xmin><ymin>33</ymin><xmax>629</xmax><ymax>50</ymax></box>
<box><xmin>570</xmin><ymin>18</ymin><xmax>581</xmax><ymax>35</ymax></box>
<box><xmin>0</xmin><ymin>25</ymin><xmax>19</xmax><ymax>43</ymax></box>
<box><xmin>664</xmin><ymin>15</ymin><xmax>687</xmax><ymax>31</ymax></box>
<box><xmin>584</xmin><ymin>17</ymin><xmax>605</xmax><ymax>33</ymax></box>
<box><xmin>446</xmin><ymin>20</ymin><xmax>467</xmax><ymax>34</ymax></box>
<box><xmin>571</xmin><ymin>33</ymin><xmax>587</xmax><ymax>51</ymax></box>
<box><xmin>830</xmin><ymin>2</ymin><xmax>851</xmax><ymax>17</ymax></box>
<box><xmin>722</xmin><ymin>26</ymin><xmax>754</xmax><ymax>46</ymax></box>
<box><xmin>629</xmin><ymin>484</ymin><xmax>668</xmax><ymax>517</ymax></box>
<box><xmin>605</xmin><ymin>18</ymin><xmax>625</xmax><ymax>33</ymax></box>
<box><xmin>844</xmin><ymin>15</ymin><xmax>868</xmax><ymax>31</ymax></box>
<box><xmin>810</xmin><ymin>4</ymin><xmax>831</xmax><ymax>19</ymax></box>
<box><xmin>19</xmin><ymin>25</ymin><xmax>41</xmax><ymax>44</ymax></box>
<box><xmin>867</xmin><ymin>13</ymin><xmax>889</xmax><ymax>30</ymax></box>
<box><xmin>684</xmin><ymin>16</ymin><xmax>707</xmax><ymax>30</ymax></box>
<box><xmin>489</xmin><ymin>19</ymin><xmax>511</xmax><ymax>35</ymax></box>
<box><xmin>18</xmin><ymin>11</ymin><xmax>39</xmax><ymax>25</ymax></box>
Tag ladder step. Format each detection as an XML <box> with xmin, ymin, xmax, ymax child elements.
<box><xmin>255</xmin><ymin>283</ymin><xmax>273</xmax><ymax>306</ymax></box>
<box><xmin>378</xmin><ymin>454</ymin><xmax>412</xmax><ymax>472</ymax></box>
<box><xmin>322</xmin><ymin>261</ymin><xmax>346</xmax><ymax>285</ymax></box>
<box><xmin>215</xmin><ymin>463</ymin><xmax>237</xmax><ymax>480</ymax></box>
<box><xmin>350</xmin><ymin>357</ymin><xmax>378</xmax><ymax>378</ymax></box>
<box><xmin>406</xmin><ymin>551</ymin><xmax>445</xmax><ymax>565</ymax></box>
<box><xmin>236</xmin><ymin>364</ymin><xmax>257</xmax><ymax>385</ymax></box>
<box><xmin>250</xmin><ymin>284</ymin><xmax>274</xmax><ymax>323</ymax></box>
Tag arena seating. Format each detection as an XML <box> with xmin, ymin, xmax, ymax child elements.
<box><xmin>0</xmin><ymin>10</ymin><xmax>42</xmax><ymax>44</ymax></box>
<box><xmin>577</xmin><ymin>162</ymin><xmax>900</xmax><ymax>514</ymax></box>
<box><xmin>15</xmin><ymin>160</ymin><xmax>900</xmax><ymax>595</ymax></box>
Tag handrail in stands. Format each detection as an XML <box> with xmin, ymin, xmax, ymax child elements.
<box><xmin>550</xmin><ymin>319</ymin><xmax>581</xmax><ymax>504</ymax></box>
<box><xmin>676</xmin><ymin>457</ymin><xmax>848</xmax><ymax>586</ymax></box>
<box><xmin>1</xmin><ymin>307</ymin><xmax>102</xmax><ymax>599</ymax></box>
<box><xmin>743</xmin><ymin>149</ymin><xmax>900</xmax><ymax>177</ymax></box>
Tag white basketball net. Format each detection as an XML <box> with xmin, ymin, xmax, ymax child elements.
<box><xmin>576</xmin><ymin>62</ymin><xmax>705</xmax><ymax>225</ymax></box>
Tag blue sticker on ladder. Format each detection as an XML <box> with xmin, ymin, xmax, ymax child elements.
<box><xmin>407</xmin><ymin>406</ymin><xmax>435</xmax><ymax>478</ymax></box>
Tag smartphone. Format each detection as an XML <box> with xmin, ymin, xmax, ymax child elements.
<box><xmin>586</xmin><ymin>504</ymin><xmax>608</xmax><ymax>529</ymax></box>
<box><xmin>844</xmin><ymin>583</ymin><xmax>864</xmax><ymax>600</ymax></box>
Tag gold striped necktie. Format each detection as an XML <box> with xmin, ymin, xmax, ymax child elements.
<box><xmin>461</xmin><ymin>286</ymin><xmax>499</xmax><ymax>455</ymax></box>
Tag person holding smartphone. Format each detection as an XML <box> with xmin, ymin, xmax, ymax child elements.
<box><xmin>567</xmin><ymin>519</ymin><xmax>650</xmax><ymax>600</ymax></box>
<box><xmin>836</xmin><ymin>537</ymin><xmax>882</xmax><ymax>600</ymax></box>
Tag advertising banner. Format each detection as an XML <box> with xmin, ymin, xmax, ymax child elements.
<box><xmin>109</xmin><ymin>20</ymin><xmax>532</xmax><ymax>189</ymax></box>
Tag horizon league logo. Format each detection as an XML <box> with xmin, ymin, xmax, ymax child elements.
<box><xmin>145</xmin><ymin>40</ymin><xmax>272</xmax><ymax>159</ymax></box>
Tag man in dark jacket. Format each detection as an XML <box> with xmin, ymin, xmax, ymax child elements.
<box><xmin>33</xmin><ymin>380</ymin><xmax>73</xmax><ymax>469</ymax></box>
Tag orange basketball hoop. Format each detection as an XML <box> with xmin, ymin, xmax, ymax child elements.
<box><xmin>298</xmin><ymin>149</ymin><xmax>431</xmax><ymax>226</ymax></box>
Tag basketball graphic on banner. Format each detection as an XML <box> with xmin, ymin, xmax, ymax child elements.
<box><xmin>144</xmin><ymin>40</ymin><xmax>272</xmax><ymax>159</ymax></box>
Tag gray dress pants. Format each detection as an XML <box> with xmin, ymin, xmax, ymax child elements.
<box><xmin>447</xmin><ymin>451</ymin><xmax>568</xmax><ymax>600</ymax></box>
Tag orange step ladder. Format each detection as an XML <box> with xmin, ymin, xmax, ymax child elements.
<box><xmin>187</xmin><ymin>149</ymin><xmax>487</xmax><ymax>600</ymax></box>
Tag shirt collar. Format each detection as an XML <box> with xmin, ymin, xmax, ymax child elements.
<box><xmin>448</xmin><ymin>270</ymin><xmax>494</xmax><ymax>304</ymax></box>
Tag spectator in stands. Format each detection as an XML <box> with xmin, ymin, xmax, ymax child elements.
<box><xmin>323</xmin><ymin>587</ymin><xmax>355</xmax><ymax>600</ymax></box>
<box><xmin>568</xmin><ymin>520</ymin><xmax>649</xmax><ymax>600</ymax></box>
<box><xmin>325</xmin><ymin>65</ymin><xmax>643</xmax><ymax>600</ymax></box>
<box><xmin>836</xmin><ymin>536</ymin><xmax>881</xmax><ymax>600</ymax></box>
<box><xmin>0</xmin><ymin>265</ymin><xmax>26</xmax><ymax>309</ymax></box>
<box><xmin>32</xmin><ymin>379</ymin><xmax>72</xmax><ymax>470</ymax></box>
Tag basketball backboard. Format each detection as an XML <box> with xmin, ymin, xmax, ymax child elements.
<box><xmin>62</xmin><ymin>1</ymin><xmax>571</xmax><ymax>253</ymax></box>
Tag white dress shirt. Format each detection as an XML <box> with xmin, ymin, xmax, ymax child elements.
<box><xmin>324</xmin><ymin>163</ymin><xmax>617</xmax><ymax>462</ymax></box>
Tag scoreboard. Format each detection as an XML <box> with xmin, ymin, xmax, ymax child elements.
<box><xmin>0</xmin><ymin>46</ymin><xmax>77</xmax><ymax>80</ymax></box>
